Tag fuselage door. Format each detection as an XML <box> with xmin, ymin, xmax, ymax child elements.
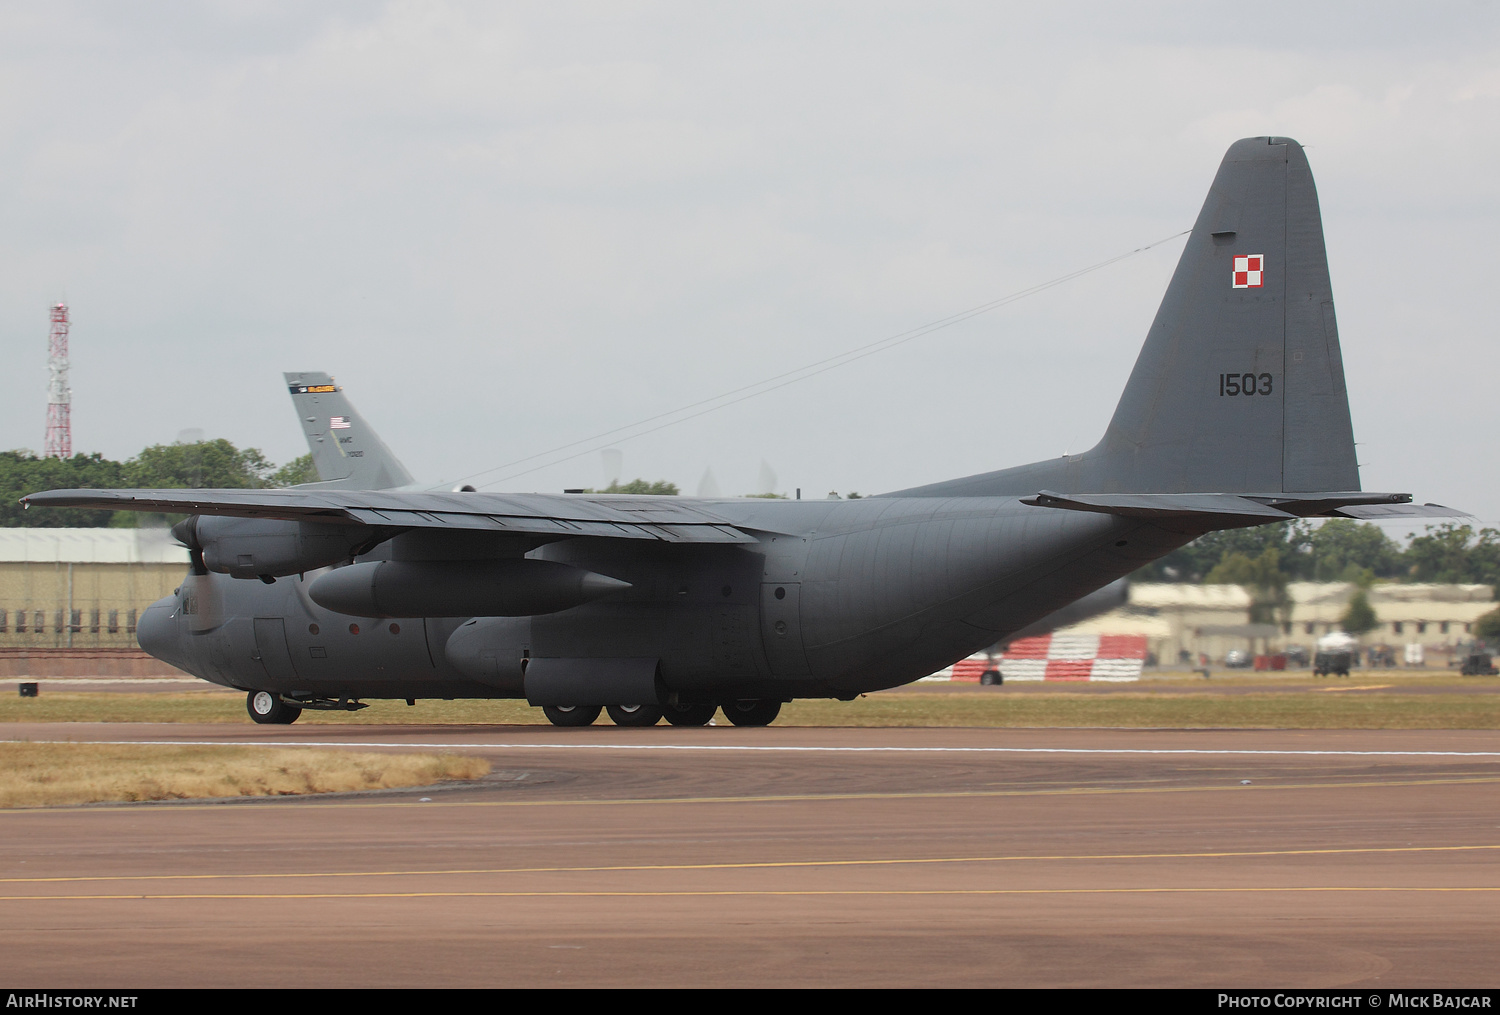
<box><xmin>253</xmin><ymin>617</ymin><xmax>300</xmax><ymax>684</ymax></box>
<box><xmin>759</xmin><ymin>582</ymin><xmax>810</xmax><ymax>676</ymax></box>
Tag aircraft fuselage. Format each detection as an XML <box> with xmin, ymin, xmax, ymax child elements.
<box><xmin>139</xmin><ymin>496</ymin><xmax>1188</xmax><ymax>704</ymax></box>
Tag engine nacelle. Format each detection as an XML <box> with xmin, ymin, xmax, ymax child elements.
<box><xmin>174</xmin><ymin>516</ymin><xmax>377</xmax><ymax>579</ymax></box>
<box><xmin>307</xmin><ymin>559</ymin><xmax>631</xmax><ymax>618</ymax></box>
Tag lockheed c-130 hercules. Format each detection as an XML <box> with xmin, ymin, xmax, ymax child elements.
<box><xmin>26</xmin><ymin>137</ymin><xmax>1460</xmax><ymax>727</ymax></box>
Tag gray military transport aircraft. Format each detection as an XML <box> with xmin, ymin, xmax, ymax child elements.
<box><xmin>25</xmin><ymin>137</ymin><xmax>1459</xmax><ymax>727</ymax></box>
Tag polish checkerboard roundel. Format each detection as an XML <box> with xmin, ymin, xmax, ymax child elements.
<box><xmin>1233</xmin><ymin>254</ymin><xmax>1264</xmax><ymax>289</ymax></box>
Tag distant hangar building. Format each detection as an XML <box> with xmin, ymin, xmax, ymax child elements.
<box><xmin>1061</xmin><ymin>582</ymin><xmax>1496</xmax><ymax>665</ymax></box>
<box><xmin>0</xmin><ymin>528</ymin><xmax>188</xmax><ymax>675</ymax></box>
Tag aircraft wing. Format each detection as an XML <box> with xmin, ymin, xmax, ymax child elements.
<box><xmin>21</xmin><ymin>488</ymin><xmax>760</xmax><ymax>544</ymax></box>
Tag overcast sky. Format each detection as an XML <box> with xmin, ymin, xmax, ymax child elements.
<box><xmin>3</xmin><ymin>1</ymin><xmax>1498</xmax><ymax>527</ymax></box>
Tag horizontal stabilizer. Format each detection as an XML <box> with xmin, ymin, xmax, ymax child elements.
<box><xmin>1333</xmin><ymin>502</ymin><xmax>1471</xmax><ymax>520</ymax></box>
<box><xmin>1023</xmin><ymin>489</ymin><xmax>1425</xmax><ymax>527</ymax></box>
<box><xmin>1024</xmin><ymin>491</ymin><xmax>1294</xmax><ymax>521</ymax></box>
<box><xmin>21</xmin><ymin>488</ymin><xmax>758</xmax><ymax>544</ymax></box>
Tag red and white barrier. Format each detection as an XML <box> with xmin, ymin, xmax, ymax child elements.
<box><xmin>921</xmin><ymin>633</ymin><xmax>1148</xmax><ymax>683</ymax></box>
<box><xmin>998</xmin><ymin>633</ymin><xmax>1146</xmax><ymax>681</ymax></box>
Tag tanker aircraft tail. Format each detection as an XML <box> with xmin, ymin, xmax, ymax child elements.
<box><xmin>283</xmin><ymin>371</ymin><xmax>413</xmax><ymax>491</ymax></box>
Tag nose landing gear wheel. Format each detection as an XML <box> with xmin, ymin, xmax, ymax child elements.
<box><xmin>606</xmin><ymin>704</ymin><xmax>663</xmax><ymax>726</ymax></box>
<box><xmin>721</xmin><ymin>699</ymin><xmax>782</xmax><ymax>727</ymax></box>
<box><xmin>247</xmin><ymin>690</ymin><xmax>302</xmax><ymax>725</ymax></box>
<box><xmin>542</xmin><ymin>704</ymin><xmax>602</xmax><ymax>727</ymax></box>
<box><xmin>663</xmin><ymin>702</ymin><xmax>718</xmax><ymax>727</ymax></box>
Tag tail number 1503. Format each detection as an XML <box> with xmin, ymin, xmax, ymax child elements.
<box><xmin>1220</xmin><ymin>372</ymin><xmax>1273</xmax><ymax>396</ymax></box>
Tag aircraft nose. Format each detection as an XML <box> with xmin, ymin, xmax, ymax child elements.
<box><xmin>136</xmin><ymin>596</ymin><xmax>185</xmax><ymax>666</ymax></box>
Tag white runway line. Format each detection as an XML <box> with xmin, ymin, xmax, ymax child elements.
<box><xmin>4</xmin><ymin>739</ymin><xmax>1500</xmax><ymax>758</ymax></box>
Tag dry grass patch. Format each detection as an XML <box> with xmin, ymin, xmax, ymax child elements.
<box><xmin>0</xmin><ymin>743</ymin><xmax>490</xmax><ymax>808</ymax></box>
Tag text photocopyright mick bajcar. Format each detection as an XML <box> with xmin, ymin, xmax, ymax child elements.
<box><xmin>1219</xmin><ymin>996</ymin><xmax>1494</xmax><ymax>1008</ymax></box>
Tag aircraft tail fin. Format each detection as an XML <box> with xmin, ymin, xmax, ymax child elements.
<box><xmin>283</xmin><ymin>372</ymin><xmax>414</xmax><ymax>491</ymax></box>
<box><xmin>894</xmin><ymin>137</ymin><xmax>1361</xmax><ymax>501</ymax></box>
<box><xmin>1089</xmin><ymin>135</ymin><xmax>1359</xmax><ymax>494</ymax></box>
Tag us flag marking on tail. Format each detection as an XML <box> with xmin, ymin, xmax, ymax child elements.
<box><xmin>329</xmin><ymin>416</ymin><xmax>351</xmax><ymax>429</ymax></box>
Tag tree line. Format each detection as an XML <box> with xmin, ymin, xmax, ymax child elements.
<box><xmin>1133</xmin><ymin>518</ymin><xmax>1500</xmax><ymax>588</ymax></box>
<box><xmin>1134</xmin><ymin>519</ymin><xmax>1500</xmax><ymax>639</ymax></box>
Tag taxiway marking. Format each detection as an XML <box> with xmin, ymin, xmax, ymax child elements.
<box><xmin>4</xmin><ymin>886</ymin><xmax>1500</xmax><ymax>902</ymax></box>
<box><xmin>1</xmin><ymin>843</ymin><xmax>1497</xmax><ymax>886</ymax></box>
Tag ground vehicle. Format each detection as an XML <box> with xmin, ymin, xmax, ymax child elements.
<box><xmin>1460</xmin><ymin>651</ymin><xmax>1498</xmax><ymax>676</ymax></box>
<box><xmin>1313</xmin><ymin>651</ymin><xmax>1352</xmax><ymax>677</ymax></box>
<box><xmin>1224</xmin><ymin>649</ymin><xmax>1251</xmax><ymax>668</ymax></box>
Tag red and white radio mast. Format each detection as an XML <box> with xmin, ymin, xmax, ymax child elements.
<box><xmin>44</xmin><ymin>303</ymin><xmax>71</xmax><ymax>459</ymax></box>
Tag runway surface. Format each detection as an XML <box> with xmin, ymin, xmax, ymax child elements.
<box><xmin>2</xmin><ymin>723</ymin><xmax>1498</xmax><ymax>988</ymax></box>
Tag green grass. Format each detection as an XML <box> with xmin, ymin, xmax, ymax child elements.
<box><xmin>1</xmin><ymin>688</ymin><xmax>1497</xmax><ymax>729</ymax></box>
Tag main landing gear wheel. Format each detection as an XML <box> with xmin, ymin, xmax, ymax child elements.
<box><xmin>663</xmin><ymin>702</ymin><xmax>718</xmax><ymax>727</ymax></box>
<box><xmin>606</xmin><ymin>703</ymin><xmax>663</xmax><ymax>727</ymax></box>
<box><xmin>721</xmin><ymin>699</ymin><xmax>782</xmax><ymax>727</ymax></box>
<box><xmin>542</xmin><ymin>704</ymin><xmax>602</xmax><ymax>727</ymax></box>
<box><xmin>247</xmin><ymin>690</ymin><xmax>302</xmax><ymax>725</ymax></box>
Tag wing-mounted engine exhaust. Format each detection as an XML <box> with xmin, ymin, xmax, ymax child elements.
<box><xmin>171</xmin><ymin>516</ymin><xmax>387</xmax><ymax>581</ymax></box>
<box><xmin>307</xmin><ymin>559</ymin><xmax>631</xmax><ymax>618</ymax></box>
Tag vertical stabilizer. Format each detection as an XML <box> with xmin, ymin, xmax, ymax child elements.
<box><xmin>893</xmin><ymin>136</ymin><xmax>1361</xmax><ymax>499</ymax></box>
<box><xmin>1092</xmin><ymin>136</ymin><xmax>1359</xmax><ymax>494</ymax></box>
<box><xmin>283</xmin><ymin>372</ymin><xmax>414</xmax><ymax>490</ymax></box>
